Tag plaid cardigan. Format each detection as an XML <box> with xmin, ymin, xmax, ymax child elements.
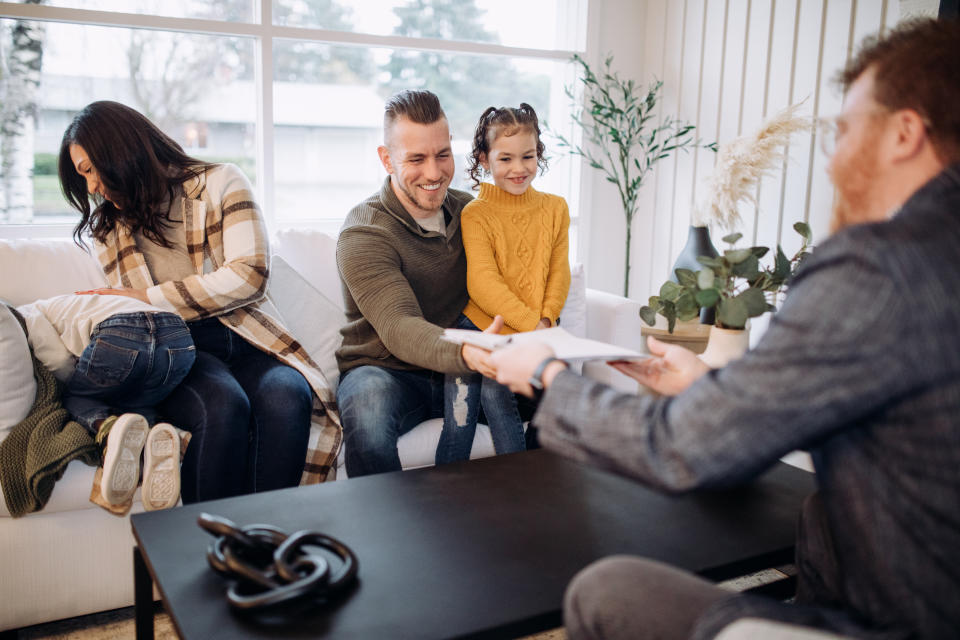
<box><xmin>92</xmin><ymin>163</ymin><xmax>341</xmax><ymax>483</ymax></box>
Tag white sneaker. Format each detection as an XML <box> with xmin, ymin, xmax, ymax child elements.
<box><xmin>141</xmin><ymin>422</ymin><xmax>181</xmax><ymax>511</ymax></box>
<box><xmin>101</xmin><ymin>413</ymin><xmax>149</xmax><ymax>505</ymax></box>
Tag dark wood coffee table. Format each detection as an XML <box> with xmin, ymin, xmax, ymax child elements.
<box><xmin>131</xmin><ymin>449</ymin><xmax>815</xmax><ymax>640</ymax></box>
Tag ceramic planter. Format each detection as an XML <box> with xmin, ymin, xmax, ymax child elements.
<box><xmin>698</xmin><ymin>325</ymin><xmax>750</xmax><ymax>368</ymax></box>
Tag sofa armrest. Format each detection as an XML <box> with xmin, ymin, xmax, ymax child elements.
<box><xmin>585</xmin><ymin>288</ymin><xmax>644</xmax><ymax>352</ymax></box>
<box><xmin>582</xmin><ymin>289</ymin><xmax>645</xmax><ymax>393</ymax></box>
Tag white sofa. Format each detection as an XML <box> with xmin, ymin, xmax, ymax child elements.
<box><xmin>0</xmin><ymin>229</ymin><xmax>644</xmax><ymax>631</ymax></box>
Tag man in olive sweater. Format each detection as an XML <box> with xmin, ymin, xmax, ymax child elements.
<box><xmin>335</xmin><ymin>90</ymin><xmax>499</xmax><ymax>477</ymax></box>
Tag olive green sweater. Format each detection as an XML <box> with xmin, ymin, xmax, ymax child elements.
<box><xmin>336</xmin><ymin>177</ymin><xmax>475</xmax><ymax>375</ymax></box>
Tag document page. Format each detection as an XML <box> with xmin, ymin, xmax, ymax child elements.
<box><xmin>442</xmin><ymin>327</ymin><xmax>647</xmax><ymax>361</ymax></box>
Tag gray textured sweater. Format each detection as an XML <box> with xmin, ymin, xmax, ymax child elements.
<box><xmin>535</xmin><ymin>164</ymin><xmax>960</xmax><ymax>639</ymax></box>
<box><xmin>336</xmin><ymin>177</ymin><xmax>474</xmax><ymax>375</ymax></box>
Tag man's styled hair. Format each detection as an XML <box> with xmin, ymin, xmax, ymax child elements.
<box><xmin>383</xmin><ymin>90</ymin><xmax>446</xmax><ymax>143</ymax></box>
<box><xmin>839</xmin><ymin>18</ymin><xmax>960</xmax><ymax>164</ymax></box>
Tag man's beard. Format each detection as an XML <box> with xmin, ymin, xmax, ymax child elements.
<box><xmin>398</xmin><ymin>180</ymin><xmax>445</xmax><ymax>215</ymax></box>
<box><xmin>829</xmin><ymin>193</ymin><xmax>858</xmax><ymax>234</ymax></box>
<box><xmin>828</xmin><ymin>143</ymin><xmax>883</xmax><ymax>234</ymax></box>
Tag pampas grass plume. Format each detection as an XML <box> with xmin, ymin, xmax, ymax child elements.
<box><xmin>694</xmin><ymin>102</ymin><xmax>812</xmax><ymax>229</ymax></box>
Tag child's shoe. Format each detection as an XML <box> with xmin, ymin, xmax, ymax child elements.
<box><xmin>98</xmin><ymin>413</ymin><xmax>149</xmax><ymax>506</ymax></box>
<box><xmin>141</xmin><ymin>422</ymin><xmax>181</xmax><ymax>511</ymax></box>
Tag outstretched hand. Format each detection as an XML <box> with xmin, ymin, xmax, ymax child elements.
<box><xmin>609</xmin><ymin>336</ymin><xmax>710</xmax><ymax>396</ymax></box>
<box><xmin>490</xmin><ymin>342</ymin><xmax>559</xmax><ymax>397</ymax></box>
<box><xmin>461</xmin><ymin>315</ymin><xmax>505</xmax><ymax>378</ymax></box>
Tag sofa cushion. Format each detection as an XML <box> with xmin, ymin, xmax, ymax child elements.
<box><xmin>272</xmin><ymin>229</ymin><xmax>343</xmax><ymax>311</ymax></box>
<box><xmin>0</xmin><ymin>239</ymin><xmax>107</xmax><ymax>307</ymax></box>
<box><xmin>0</xmin><ymin>305</ymin><xmax>36</xmax><ymax>436</ymax></box>
<box><xmin>266</xmin><ymin>255</ymin><xmax>345</xmax><ymax>387</ymax></box>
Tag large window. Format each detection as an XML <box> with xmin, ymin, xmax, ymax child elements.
<box><xmin>0</xmin><ymin>0</ymin><xmax>587</xmax><ymax>254</ymax></box>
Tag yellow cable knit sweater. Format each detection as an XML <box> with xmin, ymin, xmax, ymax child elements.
<box><xmin>461</xmin><ymin>183</ymin><xmax>571</xmax><ymax>334</ymax></box>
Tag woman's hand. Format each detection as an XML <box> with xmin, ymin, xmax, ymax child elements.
<box><xmin>461</xmin><ymin>315</ymin><xmax>505</xmax><ymax>378</ymax></box>
<box><xmin>609</xmin><ymin>336</ymin><xmax>710</xmax><ymax>396</ymax></box>
<box><xmin>75</xmin><ymin>287</ymin><xmax>150</xmax><ymax>303</ymax></box>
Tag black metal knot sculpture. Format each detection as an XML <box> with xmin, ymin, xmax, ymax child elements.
<box><xmin>198</xmin><ymin>512</ymin><xmax>359</xmax><ymax>611</ymax></box>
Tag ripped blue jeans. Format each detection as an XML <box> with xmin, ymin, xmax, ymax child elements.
<box><xmin>436</xmin><ymin>314</ymin><xmax>526</xmax><ymax>465</ymax></box>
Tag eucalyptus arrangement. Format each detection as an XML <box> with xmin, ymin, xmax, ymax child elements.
<box><xmin>639</xmin><ymin>222</ymin><xmax>813</xmax><ymax>332</ymax></box>
<box><xmin>549</xmin><ymin>53</ymin><xmax>716</xmax><ymax>297</ymax></box>
<box><xmin>639</xmin><ymin>102</ymin><xmax>815</xmax><ymax>334</ymax></box>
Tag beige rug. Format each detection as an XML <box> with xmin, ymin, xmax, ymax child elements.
<box><xmin>17</xmin><ymin>607</ymin><xmax>177</xmax><ymax>640</ymax></box>
<box><xmin>17</xmin><ymin>606</ymin><xmax>565</xmax><ymax>639</ymax></box>
<box><xmin>16</xmin><ymin>568</ymin><xmax>789</xmax><ymax>639</ymax></box>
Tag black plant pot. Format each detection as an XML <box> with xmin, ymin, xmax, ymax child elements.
<box><xmin>670</xmin><ymin>225</ymin><xmax>719</xmax><ymax>325</ymax></box>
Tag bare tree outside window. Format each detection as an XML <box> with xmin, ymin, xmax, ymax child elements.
<box><xmin>0</xmin><ymin>0</ymin><xmax>582</xmax><ymax>229</ymax></box>
<box><xmin>127</xmin><ymin>33</ymin><xmax>220</xmax><ymax>132</ymax></box>
<box><xmin>0</xmin><ymin>0</ymin><xmax>45</xmax><ymax>224</ymax></box>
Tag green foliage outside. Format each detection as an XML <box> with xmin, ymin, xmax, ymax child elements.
<box><xmin>639</xmin><ymin>222</ymin><xmax>814</xmax><ymax>332</ymax></box>
<box><xmin>380</xmin><ymin>0</ymin><xmax>550</xmax><ymax>136</ymax></box>
<box><xmin>32</xmin><ymin>175</ymin><xmax>67</xmax><ymax>217</ymax></box>
<box><xmin>272</xmin><ymin>1</ymin><xmax>373</xmax><ymax>83</ymax></box>
<box><xmin>33</xmin><ymin>153</ymin><xmax>57</xmax><ymax>176</ymax></box>
<box><xmin>201</xmin><ymin>0</ymin><xmax>552</xmax><ymax>135</ymax></box>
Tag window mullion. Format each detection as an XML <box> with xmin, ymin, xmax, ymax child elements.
<box><xmin>256</xmin><ymin>0</ymin><xmax>274</xmax><ymax>231</ymax></box>
<box><xmin>0</xmin><ymin>3</ymin><xmax>577</xmax><ymax>60</ymax></box>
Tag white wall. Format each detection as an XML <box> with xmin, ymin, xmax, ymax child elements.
<box><xmin>583</xmin><ymin>0</ymin><xmax>907</xmax><ymax>300</ymax></box>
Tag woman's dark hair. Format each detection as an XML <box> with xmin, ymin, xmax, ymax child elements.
<box><xmin>58</xmin><ymin>101</ymin><xmax>213</xmax><ymax>246</ymax></box>
<box><xmin>466</xmin><ymin>103</ymin><xmax>548</xmax><ymax>190</ymax></box>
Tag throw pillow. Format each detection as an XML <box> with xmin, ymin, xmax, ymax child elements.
<box><xmin>0</xmin><ymin>304</ymin><xmax>37</xmax><ymax>435</ymax></box>
<box><xmin>266</xmin><ymin>255</ymin><xmax>346</xmax><ymax>387</ymax></box>
<box><xmin>271</xmin><ymin>229</ymin><xmax>343</xmax><ymax>311</ymax></box>
<box><xmin>0</xmin><ymin>239</ymin><xmax>107</xmax><ymax>307</ymax></box>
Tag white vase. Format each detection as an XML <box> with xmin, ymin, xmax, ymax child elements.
<box><xmin>698</xmin><ymin>325</ymin><xmax>750</xmax><ymax>368</ymax></box>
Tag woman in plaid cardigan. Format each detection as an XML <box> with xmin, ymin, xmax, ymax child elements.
<box><xmin>56</xmin><ymin>101</ymin><xmax>340</xmax><ymax>503</ymax></box>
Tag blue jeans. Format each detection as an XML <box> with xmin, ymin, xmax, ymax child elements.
<box><xmin>337</xmin><ymin>365</ymin><xmax>445</xmax><ymax>477</ymax></box>
<box><xmin>436</xmin><ymin>315</ymin><xmax>526</xmax><ymax>465</ymax></box>
<box><xmin>157</xmin><ymin>318</ymin><xmax>312</xmax><ymax>503</ymax></box>
<box><xmin>64</xmin><ymin>312</ymin><xmax>196</xmax><ymax>432</ymax></box>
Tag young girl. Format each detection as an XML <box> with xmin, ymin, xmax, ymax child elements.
<box><xmin>436</xmin><ymin>103</ymin><xmax>570</xmax><ymax>465</ymax></box>
<box><xmin>16</xmin><ymin>294</ymin><xmax>193</xmax><ymax>510</ymax></box>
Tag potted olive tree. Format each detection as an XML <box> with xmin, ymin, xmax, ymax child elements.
<box><xmin>550</xmin><ymin>54</ymin><xmax>715</xmax><ymax>297</ymax></box>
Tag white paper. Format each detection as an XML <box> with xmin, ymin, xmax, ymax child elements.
<box><xmin>442</xmin><ymin>326</ymin><xmax>647</xmax><ymax>361</ymax></box>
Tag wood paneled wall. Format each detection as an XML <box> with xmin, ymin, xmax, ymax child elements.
<box><xmin>593</xmin><ymin>0</ymin><xmax>902</xmax><ymax>300</ymax></box>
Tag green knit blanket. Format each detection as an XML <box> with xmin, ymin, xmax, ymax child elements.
<box><xmin>0</xmin><ymin>313</ymin><xmax>99</xmax><ymax>517</ymax></box>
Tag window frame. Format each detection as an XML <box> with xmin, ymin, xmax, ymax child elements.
<box><xmin>0</xmin><ymin>0</ymin><xmax>587</xmax><ymax>243</ymax></box>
